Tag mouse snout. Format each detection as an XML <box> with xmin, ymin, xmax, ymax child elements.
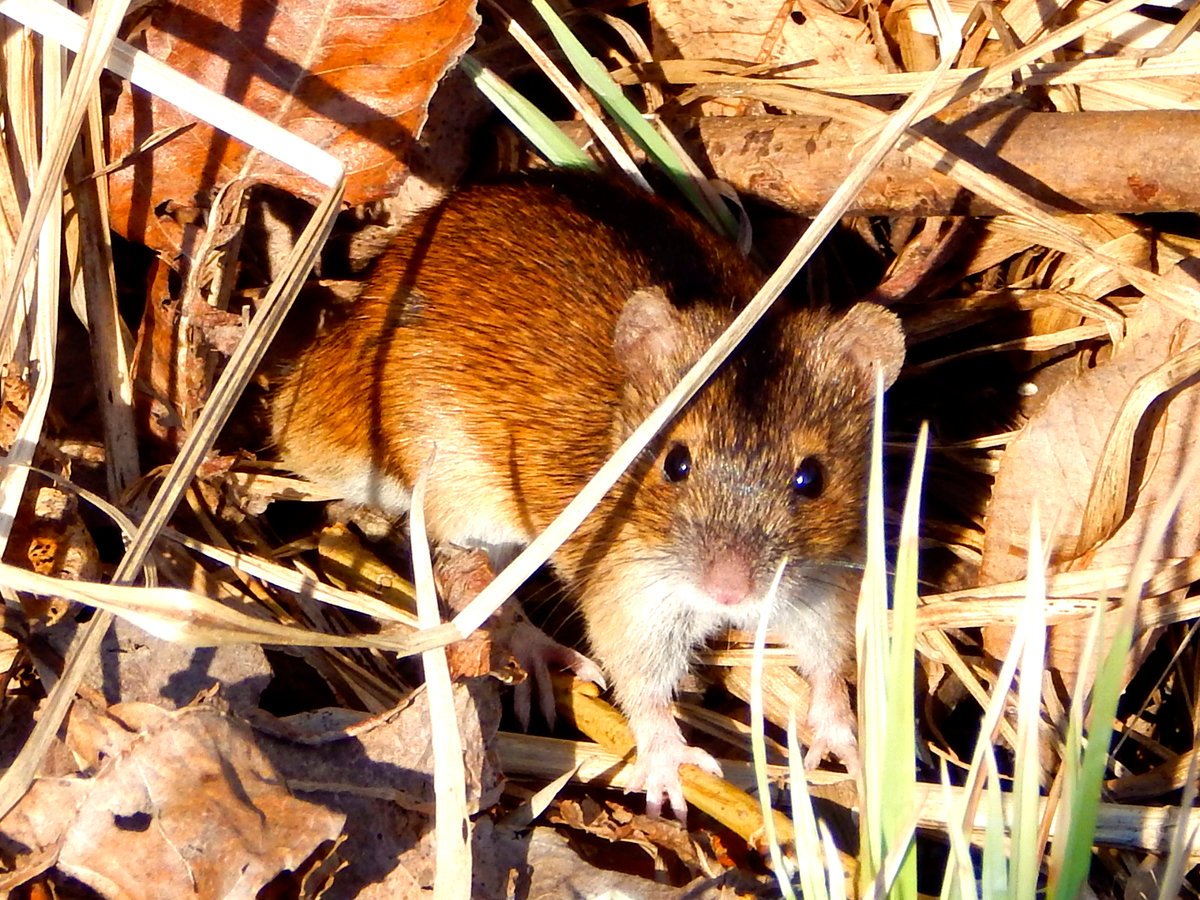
<box><xmin>698</xmin><ymin>542</ymin><xmax>755</xmax><ymax>607</ymax></box>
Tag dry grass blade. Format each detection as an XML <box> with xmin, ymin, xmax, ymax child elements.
<box><xmin>164</xmin><ymin>529</ymin><xmax>418</xmax><ymax>625</ymax></box>
<box><xmin>617</xmin><ymin>54</ymin><xmax>1200</xmax><ymax>97</ymax></box>
<box><xmin>411</xmin><ymin>461</ymin><xmax>472</xmax><ymax>900</ymax></box>
<box><xmin>0</xmin><ymin>560</ymin><xmax>400</xmax><ymax>649</ymax></box>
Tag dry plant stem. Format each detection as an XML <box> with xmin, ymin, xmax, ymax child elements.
<box><xmin>417</xmin><ymin>38</ymin><xmax>958</xmax><ymax>657</ymax></box>
<box><xmin>494</xmin><ymin>731</ymin><xmax>854</xmax><ymax>790</ymax></box>
<box><xmin>0</xmin><ymin>26</ymin><xmax>62</xmax><ymax>573</ymax></box>
<box><xmin>565</xmin><ymin>110</ymin><xmax>1200</xmax><ymax>216</ymax></box>
<box><xmin>67</xmin><ymin>94</ymin><xmax>139</xmax><ymax>499</ymax></box>
<box><xmin>164</xmin><ymin>527</ymin><xmax>417</xmax><ymax>625</ymax></box>
<box><xmin>794</xmin><ymin>93</ymin><xmax>1199</xmax><ymax>320</ymax></box>
<box><xmin>0</xmin><ymin>0</ymin><xmax>129</xmax><ymax>359</ymax></box>
<box><xmin>917</xmin><ymin>783</ymin><xmax>1199</xmax><ymax>855</ymax></box>
<box><xmin>551</xmin><ymin>676</ymin><xmax>797</xmax><ymax>852</ymax></box>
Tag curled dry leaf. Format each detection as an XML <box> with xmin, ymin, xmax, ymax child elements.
<box><xmin>5</xmin><ymin>484</ymin><xmax>101</xmax><ymax>625</ymax></box>
<box><xmin>0</xmin><ymin>703</ymin><xmax>344</xmax><ymax>898</ymax></box>
<box><xmin>106</xmin><ymin>0</ymin><xmax>480</xmax><ymax>256</ymax></box>
<box><xmin>980</xmin><ymin>302</ymin><xmax>1200</xmax><ymax>685</ymax></box>
<box><xmin>551</xmin><ymin>795</ymin><xmax>709</xmax><ymax>871</ymax></box>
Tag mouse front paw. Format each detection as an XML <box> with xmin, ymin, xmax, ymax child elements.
<box><xmin>803</xmin><ymin>718</ymin><xmax>859</xmax><ymax>774</ymax></box>
<box><xmin>803</xmin><ymin>674</ymin><xmax>859</xmax><ymax>774</ymax></box>
<box><xmin>626</xmin><ymin>734</ymin><xmax>722</xmax><ymax>820</ymax></box>
<box><xmin>433</xmin><ymin>546</ymin><xmax>604</xmax><ymax>729</ymax></box>
<box><xmin>508</xmin><ymin>618</ymin><xmax>606</xmax><ymax>730</ymax></box>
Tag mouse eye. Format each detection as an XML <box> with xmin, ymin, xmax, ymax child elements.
<box><xmin>663</xmin><ymin>442</ymin><xmax>692</xmax><ymax>483</ymax></box>
<box><xmin>791</xmin><ymin>457</ymin><xmax>824</xmax><ymax>498</ymax></box>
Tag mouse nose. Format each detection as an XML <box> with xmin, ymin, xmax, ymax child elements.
<box><xmin>699</xmin><ymin>545</ymin><xmax>754</xmax><ymax>606</ymax></box>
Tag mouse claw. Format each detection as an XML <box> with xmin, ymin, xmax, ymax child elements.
<box><xmin>803</xmin><ymin>732</ymin><xmax>859</xmax><ymax>774</ymax></box>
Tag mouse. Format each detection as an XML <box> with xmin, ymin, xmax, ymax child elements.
<box><xmin>271</xmin><ymin>170</ymin><xmax>906</xmax><ymax>818</ymax></box>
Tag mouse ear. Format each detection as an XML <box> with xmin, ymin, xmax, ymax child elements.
<box><xmin>824</xmin><ymin>303</ymin><xmax>906</xmax><ymax>389</ymax></box>
<box><xmin>613</xmin><ymin>287</ymin><xmax>682</xmax><ymax>377</ymax></box>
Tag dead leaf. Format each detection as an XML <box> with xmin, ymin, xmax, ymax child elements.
<box><xmin>981</xmin><ymin>303</ymin><xmax>1200</xmax><ymax>686</ymax></box>
<box><xmin>254</xmin><ymin>680</ymin><xmax>504</xmax><ymax>895</ymax></box>
<box><xmin>493</xmin><ymin>825</ymin><xmax>737</xmax><ymax>899</ymax></box>
<box><xmin>0</xmin><ymin>703</ymin><xmax>344</xmax><ymax>898</ymax></box>
<box><xmin>106</xmin><ymin>0</ymin><xmax>479</xmax><ymax>256</ymax></box>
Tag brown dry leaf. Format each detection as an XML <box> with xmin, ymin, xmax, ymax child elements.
<box><xmin>495</xmin><ymin>826</ymin><xmax>735</xmax><ymax>899</ymax></box>
<box><xmin>980</xmin><ymin>302</ymin><xmax>1200</xmax><ymax>683</ymax></box>
<box><xmin>650</xmin><ymin>0</ymin><xmax>885</xmax><ymax>115</ymax></box>
<box><xmin>550</xmin><ymin>796</ymin><xmax>712</xmax><ymax>875</ymax></box>
<box><xmin>0</xmin><ymin>702</ymin><xmax>344</xmax><ymax>898</ymax></box>
<box><xmin>106</xmin><ymin>0</ymin><xmax>479</xmax><ymax>256</ymax></box>
<box><xmin>0</xmin><ymin>630</ymin><xmax>19</xmax><ymax>688</ymax></box>
<box><xmin>253</xmin><ymin>680</ymin><xmax>504</xmax><ymax>896</ymax></box>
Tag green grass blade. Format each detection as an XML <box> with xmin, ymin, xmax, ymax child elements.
<box><xmin>857</xmin><ymin>373</ymin><xmax>890</xmax><ymax>887</ymax></box>
<box><xmin>527</xmin><ymin>0</ymin><xmax>736</xmax><ymax>236</ymax></box>
<box><xmin>753</xmin><ymin>563</ymin><xmax>797</xmax><ymax>900</ymax></box>
<box><xmin>1010</xmin><ymin>509</ymin><xmax>1047</xmax><ymax>898</ymax></box>
<box><xmin>1047</xmin><ymin>603</ymin><xmax>1104</xmax><ymax>889</ymax></box>
<box><xmin>460</xmin><ymin>55</ymin><xmax>596</xmax><ymax>171</ymax></box>
<box><xmin>980</xmin><ymin>747</ymin><xmax>1008</xmax><ymax>899</ymax></box>
<box><xmin>1049</xmin><ymin>611</ymin><xmax>1131</xmax><ymax>899</ymax></box>
<box><xmin>881</xmin><ymin>421</ymin><xmax>928</xmax><ymax>900</ymax></box>
<box><xmin>938</xmin><ymin>757</ymin><xmax>978</xmax><ymax>900</ymax></box>
<box><xmin>788</xmin><ymin>712</ymin><xmax>830</xmax><ymax>900</ymax></box>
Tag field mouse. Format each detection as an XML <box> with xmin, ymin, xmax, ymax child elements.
<box><xmin>272</xmin><ymin>171</ymin><xmax>905</xmax><ymax>817</ymax></box>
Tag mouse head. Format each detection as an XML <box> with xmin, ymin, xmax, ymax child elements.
<box><xmin>605</xmin><ymin>286</ymin><xmax>904</xmax><ymax>617</ymax></box>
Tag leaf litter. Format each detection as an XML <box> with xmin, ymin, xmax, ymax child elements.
<box><xmin>0</xmin><ymin>0</ymin><xmax>1199</xmax><ymax>895</ymax></box>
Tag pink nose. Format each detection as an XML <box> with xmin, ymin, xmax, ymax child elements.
<box><xmin>701</xmin><ymin>551</ymin><xmax>753</xmax><ymax>606</ymax></box>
